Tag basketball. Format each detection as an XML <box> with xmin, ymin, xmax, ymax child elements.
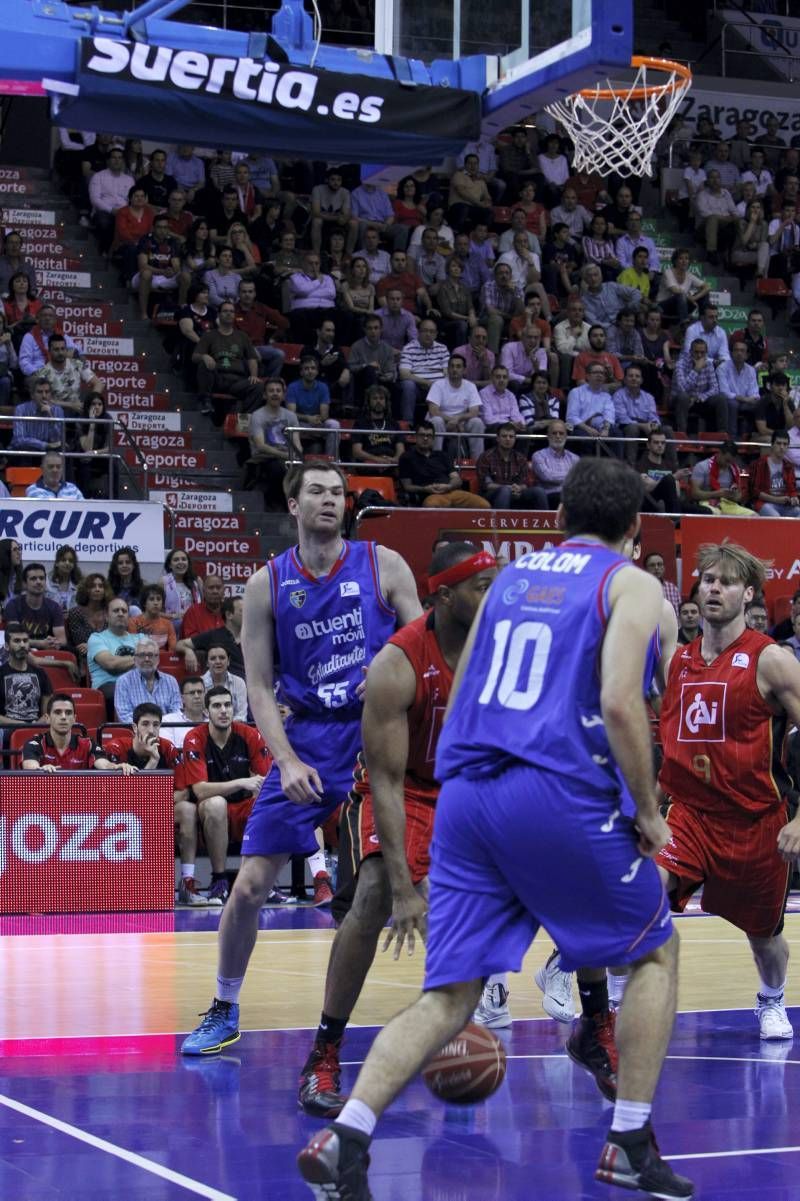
<box><xmin>421</xmin><ymin>1022</ymin><xmax>507</xmax><ymax>1104</ymax></box>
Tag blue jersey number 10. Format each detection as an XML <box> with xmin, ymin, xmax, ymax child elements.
<box><xmin>478</xmin><ymin>619</ymin><xmax>552</xmax><ymax>711</ymax></box>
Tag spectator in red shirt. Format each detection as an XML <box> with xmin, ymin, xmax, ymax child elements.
<box><xmin>179</xmin><ymin>574</ymin><xmax>226</xmax><ymax>640</ymax></box>
<box><xmin>113</xmin><ymin>185</ymin><xmax>155</xmax><ymax>280</ymax></box>
<box><xmin>375</xmin><ymin>250</ymin><xmax>434</xmax><ymax>315</ymax></box>
<box><xmin>21</xmin><ymin>693</ymin><xmax>108</xmax><ymax>771</ymax></box>
<box><xmin>177</xmin><ymin>685</ymin><xmax>271</xmax><ymax>904</ymax></box>
<box><xmin>234</xmin><ymin>279</ymin><xmax>285</xmax><ymax>378</ymax></box>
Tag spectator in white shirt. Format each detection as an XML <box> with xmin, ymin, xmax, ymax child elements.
<box><xmin>537</xmin><ymin>135</ymin><xmax>570</xmax><ymax>205</ymax></box>
<box><xmin>88</xmin><ymin>146</ymin><xmax>135</xmax><ymax>253</ymax></box>
<box><xmin>497</xmin><ymin>207</ymin><xmax>542</xmax><ymax>256</ymax></box>
<box><xmin>682</xmin><ymin>306</ymin><xmax>731</xmax><ymax>366</ymax></box>
<box><xmin>676</xmin><ymin>148</ymin><xmax>706</xmax><ymax>230</ymax></box>
<box><xmin>741</xmin><ymin>148</ymin><xmax>775</xmax><ymax>201</ymax></box>
<box><xmin>202</xmin><ymin>643</ymin><xmax>248</xmax><ymax>721</ymax></box>
<box><xmin>694</xmin><ymin>170</ymin><xmax>738</xmax><ymax>264</ymax></box>
<box><xmin>550</xmin><ymin>188</ymin><xmax>592</xmax><ymax>241</ymax></box>
<box><xmin>717</xmin><ymin>339</ymin><xmax>760</xmax><ymax>435</ymax></box>
<box><xmin>426</xmin><ymin>353</ymin><xmax>485</xmax><ymax>460</ymax></box>
<box><xmin>161</xmin><ymin>675</ymin><xmax>207</xmax><ymax>749</ymax></box>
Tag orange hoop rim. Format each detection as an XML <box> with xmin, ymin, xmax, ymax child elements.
<box><xmin>576</xmin><ymin>55</ymin><xmax>692</xmax><ymax>102</ymax></box>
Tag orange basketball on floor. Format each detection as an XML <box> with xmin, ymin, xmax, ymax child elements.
<box><xmin>421</xmin><ymin>1021</ymin><xmax>507</xmax><ymax>1104</ymax></box>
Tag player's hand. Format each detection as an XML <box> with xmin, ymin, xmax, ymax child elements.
<box><xmin>246</xmin><ymin>774</ymin><xmax>265</xmax><ymax>794</ymax></box>
<box><xmin>37</xmin><ymin>764</ymin><xmax>58</xmax><ymax>773</ymax></box>
<box><xmin>279</xmin><ymin>755</ymin><xmax>323</xmax><ymax>805</ymax></box>
<box><xmin>382</xmin><ymin>890</ymin><xmax>428</xmax><ymax>960</ymax></box>
<box><xmin>635</xmin><ymin>809</ymin><xmax>671</xmax><ymax>858</ymax></box>
<box><xmin>777</xmin><ymin>817</ymin><xmax>800</xmax><ymax>862</ymax></box>
<box><xmin>118</xmin><ymin>763</ymin><xmax>139</xmax><ymax>775</ymax></box>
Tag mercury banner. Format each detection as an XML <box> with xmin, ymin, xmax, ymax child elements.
<box><xmin>0</xmin><ymin>499</ymin><xmax>165</xmax><ymax>563</ymax></box>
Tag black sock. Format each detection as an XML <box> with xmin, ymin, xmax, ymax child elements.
<box><xmin>578</xmin><ymin>978</ymin><xmax>609</xmax><ymax>1020</ymax></box>
<box><xmin>211</xmin><ymin>872</ymin><xmax>227</xmax><ymax>883</ymax></box>
<box><xmin>316</xmin><ymin>1012</ymin><xmax>347</xmax><ymax>1045</ymax></box>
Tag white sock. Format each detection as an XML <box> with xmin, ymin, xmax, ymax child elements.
<box><xmin>216</xmin><ymin>975</ymin><xmax>244</xmax><ymax>1004</ymax></box>
<box><xmin>759</xmin><ymin>979</ymin><xmax>786</xmax><ymax>1000</ymax></box>
<box><xmin>607</xmin><ymin>969</ymin><xmax>628</xmax><ymax>1006</ymax></box>
<box><xmin>611</xmin><ymin>1099</ymin><xmax>651</xmax><ymax>1133</ymax></box>
<box><xmin>337</xmin><ymin>1098</ymin><xmax>377</xmax><ymax>1138</ymax></box>
<box><xmin>307</xmin><ymin>849</ymin><xmax>327</xmax><ymax>878</ymax></box>
<box><xmin>486</xmin><ymin>972</ymin><xmax>508</xmax><ymax>991</ymax></box>
<box><xmin>181</xmin><ymin>863</ymin><xmax>195</xmax><ymax>880</ymax></box>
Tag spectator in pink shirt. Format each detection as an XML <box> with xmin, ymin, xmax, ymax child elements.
<box><xmin>288</xmin><ymin>251</ymin><xmax>337</xmax><ymax>344</ymax></box>
<box><xmin>479</xmin><ymin>365</ymin><xmax>526</xmax><ymax>432</ymax></box>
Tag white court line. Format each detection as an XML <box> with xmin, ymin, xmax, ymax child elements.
<box><xmin>341</xmin><ymin>1053</ymin><xmax>800</xmax><ymax>1066</ymax></box>
<box><xmin>0</xmin><ymin>1093</ymin><xmax>237</xmax><ymax>1200</ymax></box>
<box><xmin>668</xmin><ymin>1145</ymin><xmax>800</xmax><ymax>1162</ymax></box>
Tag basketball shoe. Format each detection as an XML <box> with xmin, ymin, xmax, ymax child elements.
<box><xmin>566</xmin><ymin>1009</ymin><xmax>618</xmax><ymax>1100</ymax></box>
<box><xmin>756</xmin><ymin>992</ymin><xmax>793</xmax><ymax>1040</ymax></box>
<box><xmin>299</xmin><ymin>1040</ymin><xmax>346</xmax><ymax>1116</ymax></box>
<box><xmin>297</xmin><ymin>1123</ymin><xmax>373</xmax><ymax>1200</ymax></box>
<box><xmin>180</xmin><ymin>1000</ymin><xmax>240</xmax><ymax>1055</ymax></box>
<box><xmin>313</xmin><ymin>872</ymin><xmax>334</xmax><ymax>907</ymax></box>
<box><xmin>472</xmin><ymin>980</ymin><xmax>512</xmax><ymax>1029</ymax></box>
<box><xmin>596</xmin><ymin>1122</ymin><xmax>694</xmax><ymax>1198</ymax></box>
<box><xmin>534</xmin><ymin>950</ymin><xmax>575</xmax><ymax>1022</ymax></box>
<box><xmin>177</xmin><ymin>877</ymin><xmax>223</xmax><ymax>907</ymax></box>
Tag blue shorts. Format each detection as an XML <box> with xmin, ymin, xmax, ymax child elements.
<box><xmin>241</xmin><ymin>714</ymin><xmax>361</xmax><ymax>858</ymax></box>
<box><xmin>423</xmin><ymin>761</ymin><xmax>672</xmax><ymax>990</ymax></box>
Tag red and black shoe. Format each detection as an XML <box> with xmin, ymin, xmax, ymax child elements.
<box><xmin>299</xmin><ymin>1040</ymin><xmax>346</xmax><ymax>1117</ymax></box>
<box><xmin>566</xmin><ymin>1009</ymin><xmax>618</xmax><ymax>1101</ymax></box>
<box><xmin>297</xmin><ymin>1122</ymin><xmax>373</xmax><ymax>1200</ymax></box>
<box><xmin>596</xmin><ymin>1122</ymin><xmax>694</xmax><ymax>1197</ymax></box>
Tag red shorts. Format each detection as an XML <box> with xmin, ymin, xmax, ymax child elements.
<box><xmin>357</xmin><ymin>788</ymin><xmax>437</xmax><ymax>885</ymax></box>
<box><xmin>656</xmin><ymin>801</ymin><xmax>791</xmax><ymax>938</ymax></box>
<box><xmin>194</xmin><ymin>795</ymin><xmax>255</xmax><ymax>848</ymax></box>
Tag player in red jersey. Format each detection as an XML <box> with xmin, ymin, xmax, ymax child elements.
<box><xmin>298</xmin><ymin>541</ymin><xmax>498</xmax><ymax>1117</ymax></box>
<box><xmin>657</xmin><ymin>540</ymin><xmax>800</xmax><ymax>1040</ymax></box>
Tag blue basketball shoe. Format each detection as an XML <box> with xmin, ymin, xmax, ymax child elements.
<box><xmin>181</xmin><ymin>999</ymin><xmax>240</xmax><ymax>1055</ymax></box>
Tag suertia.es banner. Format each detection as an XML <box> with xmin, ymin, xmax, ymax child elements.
<box><xmin>0</xmin><ymin>499</ymin><xmax>166</xmax><ymax>562</ymax></box>
<box><xmin>0</xmin><ymin>773</ymin><xmax>174</xmax><ymax>914</ymax></box>
<box><xmin>57</xmin><ymin>37</ymin><xmax>481</xmax><ymax>163</ymax></box>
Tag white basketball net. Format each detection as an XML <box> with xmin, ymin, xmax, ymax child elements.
<box><xmin>545</xmin><ymin>59</ymin><xmax>692</xmax><ymax>178</ymax></box>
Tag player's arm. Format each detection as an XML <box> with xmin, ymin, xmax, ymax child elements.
<box><xmin>601</xmin><ymin>565</ymin><xmax>669</xmax><ymax>858</ymax></box>
<box><xmin>653</xmin><ymin>598</ymin><xmax>679</xmax><ymax>695</ymax></box>
<box><xmin>757</xmin><ymin>646</ymin><xmax>800</xmax><ymax>860</ymax></box>
<box><xmin>362</xmin><ymin>644</ymin><xmax>425</xmax><ymax>957</ymax></box>
<box><xmin>241</xmin><ymin>565</ymin><xmax>323</xmax><ymax>804</ymax></box>
<box><xmin>374</xmin><ymin>545</ymin><xmax>424</xmax><ymax>627</ymax></box>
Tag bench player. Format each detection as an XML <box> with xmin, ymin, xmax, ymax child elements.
<box><xmin>657</xmin><ymin>540</ymin><xmax>800</xmax><ymax>1041</ymax></box>
<box><xmin>298</xmin><ymin>541</ymin><xmax>498</xmax><ymax>1116</ymax></box>
<box><xmin>181</xmin><ymin>461</ymin><xmax>420</xmax><ymax>1055</ymax></box>
<box><xmin>298</xmin><ymin>459</ymin><xmax>693</xmax><ymax>1200</ymax></box>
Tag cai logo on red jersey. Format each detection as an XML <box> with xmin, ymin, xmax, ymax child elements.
<box><xmin>678</xmin><ymin>682</ymin><xmax>727</xmax><ymax>743</ymax></box>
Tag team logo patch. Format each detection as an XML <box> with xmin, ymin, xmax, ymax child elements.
<box><xmin>732</xmin><ymin>652</ymin><xmax>750</xmax><ymax>668</ymax></box>
<box><xmin>678</xmin><ymin>681</ymin><xmax>727</xmax><ymax>743</ymax></box>
<box><xmin>290</xmin><ymin>589</ymin><xmax>307</xmax><ymax>609</ymax></box>
<box><xmin>340</xmin><ymin>581</ymin><xmax>360</xmax><ymax>597</ymax></box>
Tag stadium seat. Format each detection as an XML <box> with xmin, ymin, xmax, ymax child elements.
<box><xmin>98</xmin><ymin>724</ymin><xmax>134</xmax><ymax>750</ymax></box>
<box><xmin>159</xmin><ymin>651</ymin><xmax>187</xmax><ymax>685</ymax></box>
<box><xmin>345</xmin><ymin>474</ymin><xmax>398</xmax><ymax>504</ymax></box>
<box><xmin>6</xmin><ymin>466</ymin><xmax>40</xmax><ymax>496</ymax></box>
<box><xmin>223</xmin><ymin>412</ymin><xmax>250</xmax><ymax>439</ymax></box>
<box><xmin>64</xmin><ymin>688</ymin><xmax>106</xmax><ymax>729</ymax></box>
<box><xmin>30</xmin><ymin>649</ymin><xmax>79</xmax><ymax>691</ymax></box>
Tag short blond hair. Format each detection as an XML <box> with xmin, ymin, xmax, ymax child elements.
<box><xmin>696</xmin><ymin>540</ymin><xmax>769</xmax><ymax>592</ymax></box>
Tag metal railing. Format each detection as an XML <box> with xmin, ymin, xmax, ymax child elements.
<box><xmin>0</xmin><ymin>414</ymin><xmax>152</xmax><ymax>499</ymax></box>
<box><xmin>721</xmin><ymin>18</ymin><xmax>799</xmax><ymax>79</ymax></box>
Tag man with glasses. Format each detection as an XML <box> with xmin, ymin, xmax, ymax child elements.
<box><xmin>113</xmin><ymin>637</ymin><xmax>182</xmax><ymax>724</ymax></box>
<box><xmin>744</xmin><ymin>599</ymin><xmax>769</xmax><ymax>633</ymax></box>
<box><xmin>162</xmin><ymin>675</ymin><xmax>207</xmax><ymax>749</ymax></box>
<box><xmin>399</xmin><ymin>420</ymin><xmax>490</xmax><ymax>509</ymax></box>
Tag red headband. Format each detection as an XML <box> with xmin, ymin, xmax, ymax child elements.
<box><xmin>427</xmin><ymin>550</ymin><xmax>498</xmax><ymax>593</ymax></box>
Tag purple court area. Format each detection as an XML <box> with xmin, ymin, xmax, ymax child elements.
<box><xmin>1</xmin><ymin>909</ymin><xmax>800</xmax><ymax>1200</ymax></box>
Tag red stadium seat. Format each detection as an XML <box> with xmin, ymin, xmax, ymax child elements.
<box><xmin>64</xmin><ymin>688</ymin><xmax>106</xmax><ymax>729</ymax></box>
<box><xmin>6</xmin><ymin>466</ymin><xmax>40</xmax><ymax>496</ymax></box>
<box><xmin>30</xmin><ymin>649</ymin><xmax>80</xmax><ymax>690</ymax></box>
<box><xmin>346</xmin><ymin>474</ymin><xmax>398</xmax><ymax>504</ymax></box>
<box><xmin>159</xmin><ymin>651</ymin><xmax>187</xmax><ymax>685</ymax></box>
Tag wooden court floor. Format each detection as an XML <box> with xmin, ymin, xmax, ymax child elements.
<box><xmin>1</xmin><ymin>911</ymin><xmax>798</xmax><ymax>1042</ymax></box>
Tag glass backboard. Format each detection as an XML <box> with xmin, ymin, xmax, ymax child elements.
<box><xmin>374</xmin><ymin>0</ymin><xmax>633</xmax><ymax>133</ymax></box>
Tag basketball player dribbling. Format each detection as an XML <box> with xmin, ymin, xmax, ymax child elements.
<box><xmin>536</xmin><ymin>533</ymin><xmax>679</xmax><ymax>1102</ymax></box>
<box><xmin>298</xmin><ymin>541</ymin><xmax>498</xmax><ymax>1117</ymax></box>
<box><xmin>181</xmin><ymin>461</ymin><xmax>421</xmax><ymax>1056</ymax></box>
<box><xmin>297</xmin><ymin>458</ymin><xmax>694</xmax><ymax>1200</ymax></box>
<box><xmin>657</xmin><ymin>540</ymin><xmax>800</xmax><ymax>1041</ymax></box>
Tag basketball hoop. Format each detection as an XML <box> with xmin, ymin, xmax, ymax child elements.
<box><xmin>544</xmin><ymin>56</ymin><xmax>692</xmax><ymax>179</ymax></box>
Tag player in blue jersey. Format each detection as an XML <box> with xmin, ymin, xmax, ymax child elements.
<box><xmin>298</xmin><ymin>458</ymin><xmax>693</xmax><ymax>1201</ymax></box>
<box><xmin>181</xmin><ymin>461</ymin><xmax>421</xmax><ymax>1056</ymax></box>
<box><xmin>535</xmin><ymin>534</ymin><xmax>679</xmax><ymax>1102</ymax></box>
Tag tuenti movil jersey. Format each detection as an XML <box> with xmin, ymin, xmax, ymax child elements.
<box><xmin>269</xmin><ymin>540</ymin><xmax>396</xmax><ymax>718</ymax></box>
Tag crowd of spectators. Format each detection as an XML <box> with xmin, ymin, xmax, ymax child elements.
<box><xmin>51</xmin><ymin>119</ymin><xmax>800</xmax><ymax>514</ymax></box>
